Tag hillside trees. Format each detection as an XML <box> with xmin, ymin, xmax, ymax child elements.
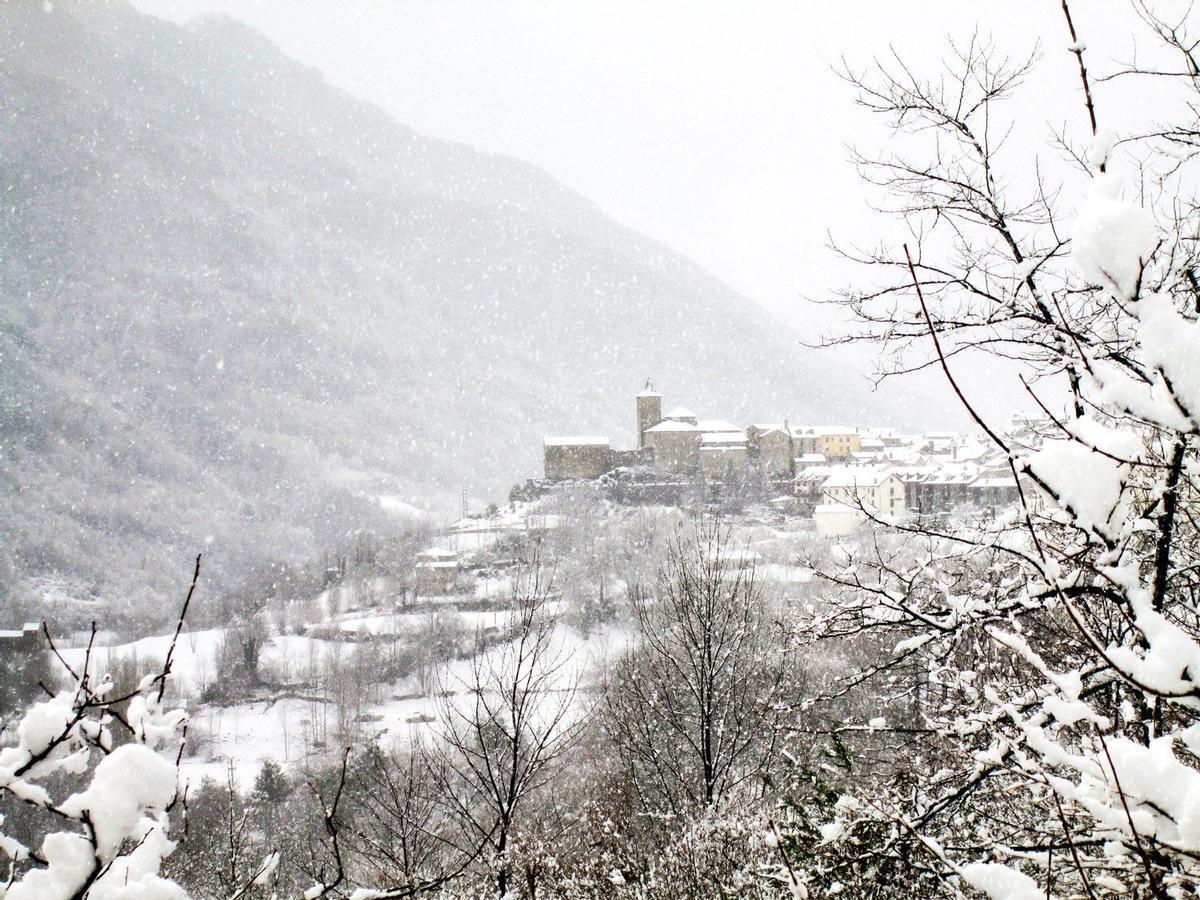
<box><xmin>0</xmin><ymin>635</ymin><xmax>50</xmax><ymax>726</ymax></box>
<box><xmin>163</xmin><ymin>766</ymin><xmax>271</xmax><ymax>898</ymax></box>
<box><xmin>793</xmin><ymin>3</ymin><xmax>1200</xmax><ymax>896</ymax></box>
<box><xmin>335</xmin><ymin>743</ymin><xmax>453</xmax><ymax>893</ymax></box>
<box><xmin>0</xmin><ymin>559</ymin><xmax>351</xmax><ymax>900</ymax></box>
<box><xmin>213</xmin><ymin>560</ymin><xmax>313</xmax><ymax>691</ymax></box>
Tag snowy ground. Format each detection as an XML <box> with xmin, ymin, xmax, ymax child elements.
<box><xmin>57</xmin><ymin>628</ymin><xmax>226</xmax><ymax>698</ymax></box>
<box><xmin>56</xmin><ymin>602</ymin><xmax>622</xmax><ymax>791</ymax></box>
<box><xmin>182</xmin><ymin>618</ymin><xmax>620</xmax><ymax>789</ymax></box>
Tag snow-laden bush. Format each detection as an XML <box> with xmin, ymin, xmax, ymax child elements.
<box><xmin>0</xmin><ymin>644</ymin><xmax>189</xmax><ymax>898</ymax></box>
<box><xmin>0</xmin><ymin>561</ymin><xmax>295</xmax><ymax>900</ymax></box>
<box><xmin>795</xmin><ymin>5</ymin><xmax>1200</xmax><ymax>897</ymax></box>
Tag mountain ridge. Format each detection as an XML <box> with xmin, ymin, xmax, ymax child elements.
<box><xmin>0</xmin><ymin>0</ymin><xmax>907</xmax><ymax>619</ymax></box>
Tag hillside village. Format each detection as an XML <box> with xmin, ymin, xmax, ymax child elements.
<box><xmin>397</xmin><ymin>383</ymin><xmax>1038</xmax><ymax>603</ymax></box>
<box><xmin>400</xmin><ymin>381</ymin><xmax>1043</xmax><ymax>601</ymax></box>
<box><xmin>541</xmin><ymin>381</ymin><xmax>1033</xmax><ymax>536</ymax></box>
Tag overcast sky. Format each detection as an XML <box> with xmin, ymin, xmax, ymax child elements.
<box><xmin>134</xmin><ymin>0</ymin><xmax>1173</xmax><ymax>415</ymax></box>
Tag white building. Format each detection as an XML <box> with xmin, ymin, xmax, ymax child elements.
<box><xmin>821</xmin><ymin>466</ymin><xmax>906</xmax><ymax>520</ymax></box>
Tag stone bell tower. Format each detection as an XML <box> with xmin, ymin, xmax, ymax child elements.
<box><xmin>636</xmin><ymin>379</ymin><xmax>662</xmax><ymax>449</ymax></box>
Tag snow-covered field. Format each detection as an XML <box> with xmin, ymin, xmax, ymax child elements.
<box><xmin>56</xmin><ymin>605</ymin><xmax>623</xmax><ymax>791</ymax></box>
<box><xmin>184</xmin><ymin>618</ymin><xmax>618</xmax><ymax>788</ymax></box>
<box><xmin>331</xmin><ymin>601</ymin><xmax>532</xmax><ymax>636</ymax></box>
<box><xmin>757</xmin><ymin>562</ymin><xmax>815</xmax><ymax>584</ymax></box>
<box><xmin>57</xmin><ymin>628</ymin><xmax>226</xmax><ymax>698</ymax></box>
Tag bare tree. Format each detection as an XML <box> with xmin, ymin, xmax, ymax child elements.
<box><xmin>604</xmin><ymin>521</ymin><xmax>788</xmax><ymax>821</ymax></box>
<box><xmin>412</xmin><ymin>609</ymin><xmax>467</xmax><ymax>697</ymax></box>
<box><xmin>338</xmin><ymin>742</ymin><xmax>454</xmax><ymax>892</ymax></box>
<box><xmin>165</xmin><ymin>764</ymin><xmax>270</xmax><ymax>898</ymax></box>
<box><xmin>428</xmin><ymin>554</ymin><xmax>587</xmax><ymax>897</ymax></box>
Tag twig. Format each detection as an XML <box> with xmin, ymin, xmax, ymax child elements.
<box><xmin>158</xmin><ymin>553</ymin><xmax>202</xmax><ymax>702</ymax></box>
<box><xmin>1060</xmin><ymin>0</ymin><xmax>1101</xmax><ymax>153</ymax></box>
<box><xmin>1097</xmin><ymin>733</ymin><xmax>1163</xmax><ymax>896</ymax></box>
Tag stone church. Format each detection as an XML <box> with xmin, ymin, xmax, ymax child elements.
<box><xmin>543</xmin><ymin>382</ymin><xmax>800</xmax><ymax>481</ymax></box>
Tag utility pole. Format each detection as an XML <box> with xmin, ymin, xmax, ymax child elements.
<box><xmin>462</xmin><ymin>487</ymin><xmax>468</xmax><ymax>519</ymax></box>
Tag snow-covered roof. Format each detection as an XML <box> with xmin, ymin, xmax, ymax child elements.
<box><xmin>664</xmin><ymin>406</ymin><xmax>696</xmax><ymax>419</ymax></box>
<box><xmin>645</xmin><ymin>420</ymin><xmax>699</xmax><ymax>433</ymax></box>
<box><xmin>972</xmin><ymin>476</ymin><xmax>1018</xmax><ymax>488</ymax></box>
<box><xmin>899</xmin><ymin>465</ymin><xmax>979</xmax><ymax>485</ymax></box>
<box><xmin>882</xmin><ymin>448</ymin><xmax>929</xmax><ymax>465</ymax></box>
<box><xmin>0</xmin><ymin>626</ymin><xmax>38</xmax><ymax>639</ymax></box>
<box><xmin>697</xmin><ymin>419</ymin><xmax>740</xmax><ymax>433</ymax></box>
<box><xmin>636</xmin><ymin>379</ymin><xmax>660</xmax><ymax>398</ymax></box>
<box><xmin>795</xmin><ymin>467</ymin><xmax>832</xmax><ymax>482</ymax></box>
<box><xmin>822</xmin><ymin>466</ymin><xmax>899</xmax><ymax>488</ymax></box>
<box><xmin>791</xmin><ymin>425</ymin><xmax>860</xmax><ymax>437</ymax></box>
<box><xmin>416</xmin><ymin>547</ymin><xmax>458</xmax><ymax>560</ymax></box>
<box><xmin>797</xmin><ymin>453</ymin><xmax>827</xmax><ymax>462</ymax></box>
<box><xmin>543</xmin><ymin>436</ymin><xmax>610</xmax><ymax>446</ymax></box>
<box><xmin>955</xmin><ymin>442</ymin><xmax>990</xmax><ymax>460</ymax></box>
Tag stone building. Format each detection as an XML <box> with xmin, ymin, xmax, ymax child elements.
<box><xmin>545</xmin><ymin>384</ymin><xmax>860</xmax><ymax>486</ymax></box>
<box><xmin>899</xmin><ymin>467</ymin><xmax>976</xmax><ymax>515</ymax></box>
<box><xmin>793</xmin><ymin>468</ymin><xmax>829</xmax><ymax>515</ymax></box>
<box><xmin>636</xmin><ymin>381</ymin><xmax>662</xmax><ymax>449</ymax></box>
<box><xmin>414</xmin><ymin>547</ymin><xmax>460</xmax><ymax>594</ymax></box>
<box><xmin>0</xmin><ymin>622</ymin><xmax>40</xmax><ymax>653</ymax></box>
<box><xmin>0</xmin><ymin>623</ymin><xmax>46</xmax><ymax>720</ymax></box>
<box><xmin>543</xmin><ymin>436</ymin><xmax>614</xmax><ymax>480</ymax></box>
<box><xmin>699</xmin><ymin>431</ymin><xmax>748</xmax><ymax>478</ymax></box>
<box><xmin>969</xmin><ymin>474</ymin><xmax>1021</xmax><ymax>509</ymax></box>
<box><xmin>643</xmin><ymin>419</ymin><xmax>700</xmax><ymax>473</ymax></box>
<box><xmin>612</xmin><ymin>446</ymin><xmax>654</xmax><ymax>469</ymax></box>
<box><xmin>663</xmin><ymin>406</ymin><xmax>699</xmax><ymax>425</ymax></box>
<box><xmin>746</xmin><ymin>424</ymin><xmax>795</xmax><ymax>476</ymax></box>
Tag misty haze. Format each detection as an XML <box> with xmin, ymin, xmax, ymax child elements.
<box><xmin>2</xmin><ymin>1</ymin><xmax>1200</xmax><ymax>897</ymax></box>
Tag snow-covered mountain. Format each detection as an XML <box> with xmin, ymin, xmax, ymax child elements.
<box><xmin>0</xmin><ymin>1</ymin><xmax>899</xmax><ymax>610</ymax></box>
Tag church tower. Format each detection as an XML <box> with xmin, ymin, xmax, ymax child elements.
<box><xmin>636</xmin><ymin>380</ymin><xmax>662</xmax><ymax>449</ymax></box>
